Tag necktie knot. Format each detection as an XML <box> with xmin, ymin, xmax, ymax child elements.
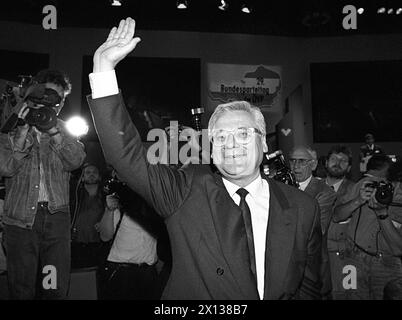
<box><xmin>236</xmin><ymin>188</ymin><xmax>249</xmax><ymax>200</ymax></box>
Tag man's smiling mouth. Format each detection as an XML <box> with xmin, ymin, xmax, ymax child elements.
<box><xmin>224</xmin><ymin>154</ymin><xmax>246</xmax><ymax>159</ymax></box>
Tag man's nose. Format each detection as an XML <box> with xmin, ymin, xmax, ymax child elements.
<box><xmin>292</xmin><ymin>161</ymin><xmax>302</xmax><ymax>169</ymax></box>
<box><xmin>225</xmin><ymin>133</ymin><xmax>238</xmax><ymax>148</ymax></box>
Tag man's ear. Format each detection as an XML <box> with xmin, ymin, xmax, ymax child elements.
<box><xmin>262</xmin><ymin>138</ymin><xmax>268</xmax><ymax>153</ymax></box>
<box><xmin>311</xmin><ymin>159</ymin><xmax>318</xmax><ymax>171</ymax></box>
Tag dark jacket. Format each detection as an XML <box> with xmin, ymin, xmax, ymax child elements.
<box><xmin>304</xmin><ymin>177</ymin><xmax>337</xmax><ymax>299</ymax></box>
<box><xmin>88</xmin><ymin>93</ymin><xmax>323</xmax><ymax>300</ymax></box>
<box><xmin>327</xmin><ymin>179</ymin><xmax>355</xmax><ymax>253</ymax></box>
<box><xmin>304</xmin><ymin>177</ymin><xmax>337</xmax><ymax>234</ymax></box>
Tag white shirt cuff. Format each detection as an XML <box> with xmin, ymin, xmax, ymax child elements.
<box><xmin>89</xmin><ymin>70</ymin><xmax>119</xmax><ymax>99</ymax></box>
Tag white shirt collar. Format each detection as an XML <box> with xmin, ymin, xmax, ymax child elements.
<box><xmin>326</xmin><ymin>178</ymin><xmax>344</xmax><ymax>192</ymax></box>
<box><xmin>222</xmin><ymin>174</ymin><xmax>265</xmax><ymax>200</ymax></box>
<box><xmin>298</xmin><ymin>175</ymin><xmax>313</xmax><ymax>191</ymax></box>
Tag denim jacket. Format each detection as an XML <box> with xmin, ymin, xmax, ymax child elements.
<box><xmin>0</xmin><ymin>120</ymin><xmax>86</xmax><ymax>229</ymax></box>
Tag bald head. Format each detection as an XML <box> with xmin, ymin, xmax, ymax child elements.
<box><xmin>289</xmin><ymin>146</ymin><xmax>318</xmax><ymax>183</ymax></box>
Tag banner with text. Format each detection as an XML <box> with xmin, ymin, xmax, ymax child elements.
<box><xmin>207</xmin><ymin>63</ymin><xmax>282</xmax><ymax>113</ymax></box>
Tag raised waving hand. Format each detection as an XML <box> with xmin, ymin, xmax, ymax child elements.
<box><xmin>93</xmin><ymin>17</ymin><xmax>141</xmax><ymax>73</ymax></box>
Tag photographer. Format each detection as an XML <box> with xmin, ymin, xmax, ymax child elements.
<box><xmin>0</xmin><ymin>69</ymin><xmax>86</xmax><ymax>299</ymax></box>
<box><xmin>96</xmin><ymin>169</ymin><xmax>163</xmax><ymax>300</ymax></box>
<box><xmin>333</xmin><ymin>154</ymin><xmax>402</xmax><ymax>299</ymax></box>
<box><xmin>70</xmin><ymin>163</ymin><xmax>106</xmax><ymax>269</ymax></box>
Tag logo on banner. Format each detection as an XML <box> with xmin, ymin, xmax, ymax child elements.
<box><xmin>208</xmin><ymin>65</ymin><xmax>281</xmax><ymax>108</ymax></box>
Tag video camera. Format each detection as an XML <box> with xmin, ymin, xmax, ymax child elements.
<box><xmin>103</xmin><ymin>176</ymin><xmax>127</xmax><ymax>197</ymax></box>
<box><xmin>263</xmin><ymin>150</ymin><xmax>299</xmax><ymax>187</ymax></box>
<box><xmin>103</xmin><ymin>175</ymin><xmax>134</xmax><ymax>211</ymax></box>
<box><xmin>0</xmin><ymin>75</ymin><xmax>62</xmax><ymax>133</ymax></box>
<box><xmin>366</xmin><ymin>181</ymin><xmax>394</xmax><ymax>206</ymax></box>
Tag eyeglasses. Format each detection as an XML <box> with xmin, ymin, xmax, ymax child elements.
<box><xmin>328</xmin><ymin>156</ymin><xmax>349</xmax><ymax>165</ymax></box>
<box><xmin>289</xmin><ymin>158</ymin><xmax>313</xmax><ymax>167</ymax></box>
<box><xmin>211</xmin><ymin>127</ymin><xmax>262</xmax><ymax>147</ymax></box>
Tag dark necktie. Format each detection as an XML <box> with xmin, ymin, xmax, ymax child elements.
<box><xmin>236</xmin><ymin>188</ymin><xmax>257</xmax><ymax>281</ymax></box>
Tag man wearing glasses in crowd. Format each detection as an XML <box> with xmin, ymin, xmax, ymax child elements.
<box><xmin>289</xmin><ymin>146</ymin><xmax>336</xmax><ymax>234</ymax></box>
<box><xmin>289</xmin><ymin>146</ymin><xmax>336</xmax><ymax>299</ymax></box>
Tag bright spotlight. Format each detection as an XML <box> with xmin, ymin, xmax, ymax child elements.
<box><xmin>357</xmin><ymin>7</ymin><xmax>364</xmax><ymax>14</ymax></box>
<box><xmin>177</xmin><ymin>0</ymin><xmax>188</xmax><ymax>9</ymax></box>
<box><xmin>218</xmin><ymin>0</ymin><xmax>229</xmax><ymax>11</ymax></box>
<box><xmin>66</xmin><ymin>116</ymin><xmax>89</xmax><ymax>137</ymax></box>
<box><xmin>110</xmin><ymin>0</ymin><xmax>122</xmax><ymax>6</ymax></box>
<box><xmin>377</xmin><ymin>7</ymin><xmax>386</xmax><ymax>13</ymax></box>
<box><xmin>396</xmin><ymin>8</ymin><xmax>402</xmax><ymax>14</ymax></box>
<box><xmin>388</xmin><ymin>8</ymin><xmax>394</xmax><ymax>14</ymax></box>
<box><xmin>241</xmin><ymin>4</ymin><xmax>252</xmax><ymax>13</ymax></box>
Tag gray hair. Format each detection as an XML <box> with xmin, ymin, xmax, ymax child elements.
<box><xmin>290</xmin><ymin>145</ymin><xmax>317</xmax><ymax>160</ymax></box>
<box><xmin>208</xmin><ymin>101</ymin><xmax>266</xmax><ymax>140</ymax></box>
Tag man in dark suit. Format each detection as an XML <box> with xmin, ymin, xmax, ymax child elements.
<box><xmin>289</xmin><ymin>146</ymin><xmax>336</xmax><ymax>234</ymax></box>
<box><xmin>289</xmin><ymin>146</ymin><xmax>336</xmax><ymax>298</ymax></box>
<box><xmin>86</xmin><ymin>17</ymin><xmax>323</xmax><ymax>299</ymax></box>
<box><xmin>359</xmin><ymin>133</ymin><xmax>383</xmax><ymax>175</ymax></box>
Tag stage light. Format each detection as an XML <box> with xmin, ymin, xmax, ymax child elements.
<box><xmin>396</xmin><ymin>8</ymin><xmax>402</xmax><ymax>14</ymax></box>
<box><xmin>387</xmin><ymin>8</ymin><xmax>394</xmax><ymax>14</ymax></box>
<box><xmin>66</xmin><ymin>116</ymin><xmax>89</xmax><ymax>137</ymax></box>
<box><xmin>110</xmin><ymin>0</ymin><xmax>122</xmax><ymax>6</ymax></box>
<box><xmin>241</xmin><ymin>3</ymin><xmax>252</xmax><ymax>13</ymax></box>
<box><xmin>176</xmin><ymin>0</ymin><xmax>188</xmax><ymax>9</ymax></box>
<box><xmin>357</xmin><ymin>7</ymin><xmax>364</xmax><ymax>14</ymax></box>
<box><xmin>377</xmin><ymin>7</ymin><xmax>386</xmax><ymax>13</ymax></box>
<box><xmin>218</xmin><ymin>0</ymin><xmax>229</xmax><ymax>11</ymax></box>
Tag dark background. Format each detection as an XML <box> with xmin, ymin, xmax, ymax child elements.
<box><xmin>0</xmin><ymin>50</ymin><xmax>49</xmax><ymax>82</ymax></box>
<box><xmin>311</xmin><ymin>60</ymin><xmax>402</xmax><ymax>143</ymax></box>
<box><xmin>81</xmin><ymin>55</ymin><xmax>200</xmax><ymax>141</ymax></box>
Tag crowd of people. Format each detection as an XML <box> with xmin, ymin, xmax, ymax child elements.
<box><xmin>0</xmin><ymin>17</ymin><xmax>402</xmax><ymax>300</ymax></box>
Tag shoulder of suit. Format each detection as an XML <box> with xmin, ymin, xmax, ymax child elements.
<box><xmin>340</xmin><ymin>179</ymin><xmax>356</xmax><ymax>191</ymax></box>
<box><xmin>179</xmin><ymin>163</ymin><xmax>213</xmax><ymax>184</ymax></box>
<box><xmin>270</xmin><ymin>178</ymin><xmax>316</xmax><ymax>205</ymax></box>
<box><xmin>306</xmin><ymin>177</ymin><xmax>329</xmax><ymax>192</ymax></box>
<box><xmin>315</xmin><ymin>177</ymin><xmax>335</xmax><ymax>192</ymax></box>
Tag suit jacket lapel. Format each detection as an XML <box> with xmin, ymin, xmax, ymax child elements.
<box><xmin>264</xmin><ymin>178</ymin><xmax>298</xmax><ymax>299</ymax></box>
<box><xmin>210</xmin><ymin>173</ymin><xmax>259</xmax><ymax>299</ymax></box>
<box><xmin>304</xmin><ymin>177</ymin><xmax>317</xmax><ymax>197</ymax></box>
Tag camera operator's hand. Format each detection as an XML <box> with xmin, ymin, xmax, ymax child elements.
<box><xmin>368</xmin><ymin>196</ymin><xmax>388</xmax><ymax>211</ymax></box>
<box><xmin>17</xmin><ymin>103</ymin><xmax>29</xmax><ymax>123</ymax></box>
<box><xmin>358</xmin><ymin>179</ymin><xmax>376</xmax><ymax>204</ymax></box>
<box><xmin>12</xmin><ymin>103</ymin><xmax>31</xmax><ymax>149</ymax></box>
<box><xmin>93</xmin><ymin>17</ymin><xmax>141</xmax><ymax>73</ymax></box>
<box><xmin>106</xmin><ymin>194</ymin><xmax>120</xmax><ymax>211</ymax></box>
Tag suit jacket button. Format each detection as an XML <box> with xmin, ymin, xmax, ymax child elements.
<box><xmin>216</xmin><ymin>267</ymin><xmax>224</xmax><ymax>276</ymax></box>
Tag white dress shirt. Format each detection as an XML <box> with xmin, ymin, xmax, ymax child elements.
<box><xmin>298</xmin><ymin>175</ymin><xmax>312</xmax><ymax>191</ymax></box>
<box><xmin>222</xmin><ymin>175</ymin><xmax>270</xmax><ymax>300</ymax></box>
<box><xmin>108</xmin><ymin>209</ymin><xmax>158</xmax><ymax>265</ymax></box>
<box><xmin>325</xmin><ymin>178</ymin><xmax>344</xmax><ymax>193</ymax></box>
<box><xmin>89</xmin><ymin>70</ymin><xmax>119</xmax><ymax>98</ymax></box>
